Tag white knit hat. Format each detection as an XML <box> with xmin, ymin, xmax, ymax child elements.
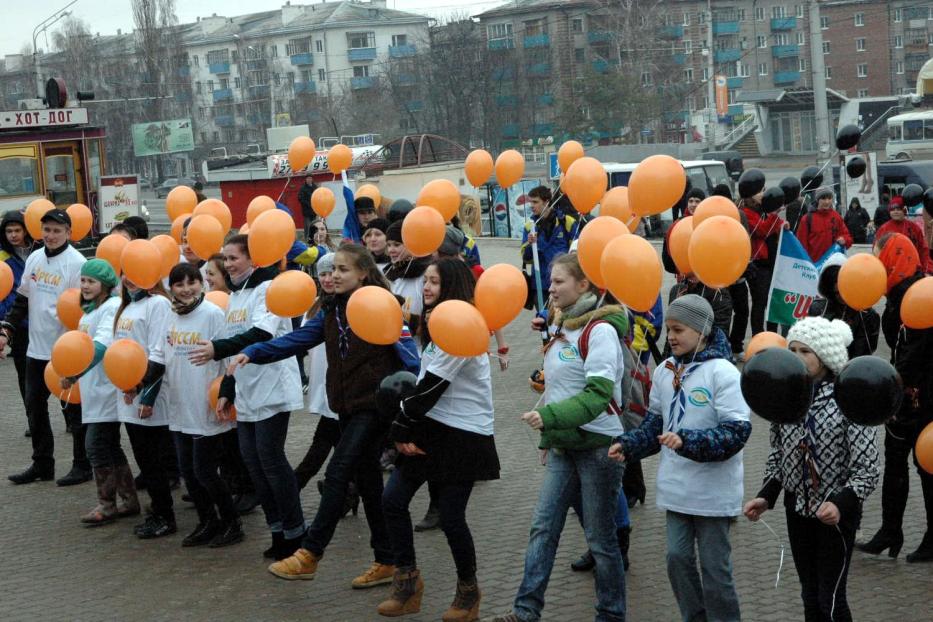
<box><xmin>786</xmin><ymin>316</ymin><xmax>853</xmax><ymax>374</ymax></box>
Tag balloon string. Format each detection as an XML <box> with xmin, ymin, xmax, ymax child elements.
<box><xmin>276</xmin><ymin>176</ymin><xmax>291</xmax><ymax>204</ymax></box>
<box><xmin>757</xmin><ymin>517</ymin><xmax>786</xmax><ymax>589</ymax></box>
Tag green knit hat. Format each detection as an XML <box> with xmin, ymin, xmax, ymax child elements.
<box><xmin>81</xmin><ymin>258</ymin><xmax>118</xmax><ymax>288</ymax></box>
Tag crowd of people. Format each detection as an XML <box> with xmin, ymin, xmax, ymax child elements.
<box><xmin>0</xmin><ymin>173</ymin><xmax>931</xmax><ymax>622</ymax></box>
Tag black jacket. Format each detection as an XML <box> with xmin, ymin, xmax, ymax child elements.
<box><xmin>808</xmin><ymin>264</ymin><xmax>880</xmax><ymax>358</ymax></box>
<box><xmin>298</xmin><ymin>182</ymin><xmax>318</xmax><ymax>216</ymax></box>
<box><xmin>844</xmin><ymin>206</ymin><xmax>871</xmax><ymax>244</ymax></box>
<box><xmin>883</xmin><ymin>271</ymin><xmax>933</xmax><ymax>418</ymax></box>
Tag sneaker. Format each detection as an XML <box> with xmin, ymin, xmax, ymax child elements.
<box><xmin>268</xmin><ymin>548</ymin><xmax>320</xmax><ymax>580</ymax></box>
<box><xmin>302</xmin><ymin>380</ymin><xmax>310</xmax><ymax>395</ymax></box>
<box><xmin>351</xmin><ymin>561</ymin><xmax>395</xmax><ymax>589</ymax></box>
<box><xmin>137</xmin><ymin>515</ymin><xmax>177</xmax><ymax>539</ymax></box>
<box><xmin>209</xmin><ymin>519</ymin><xmax>245</xmax><ymax>548</ymax></box>
<box><xmin>182</xmin><ymin>518</ymin><xmax>220</xmax><ymax>547</ymax></box>
<box><xmin>133</xmin><ymin>514</ymin><xmax>156</xmax><ymax>535</ymax></box>
<box><xmin>482</xmin><ymin>613</ymin><xmax>523</xmax><ymax>622</ymax></box>
<box><xmin>56</xmin><ymin>466</ymin><xmax>92</xmax><ymax>487</ymax></box>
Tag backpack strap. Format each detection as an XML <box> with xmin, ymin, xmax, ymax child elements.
<box><xmin>579</xmin><ymin>319</ymin><xmax>624</xmax><ymax>417</ymax></box>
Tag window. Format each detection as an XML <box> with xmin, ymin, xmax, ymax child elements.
<box><xmin>287</xmin><ymin>39</ymin><xmax>311</xmax><ymax>55</ymax></box>
<box><xmin>822</xmin><ymin>41</ymin><xmax>831</xmax><ymax>54</ymax></box>
<box><xmin>273</xmin><ymin>73</ymin><xmax>281</xmax><ymax>86</ymax></box>
<box><xmin>270</xmin><ymin>45</ymin><xmax>278</xmax><ymax>58</ymax></box>
<box><xmin>318</xmin><ymin>68</ymin><xmax>326</xmax><ymax>81</ymax></box>
<box><xmin>758</xmin><ymin>62</ymin><xmax>768</xmax><ymax>75</ymax></box>
<box><xmin>905</xmin><ymin>120</ymin><xmax>923</xmax><ymax>140</ymax></box>
<box><xmin>219</xmin><ymin>78</ymin><xmax>229</xmax><ymax>89</ymax></box>
<box><xmin>231</xmin><ymin>50</ymin><xmax>239</xmax><ymax>63</ymax></box>
<box><xmin>353</xmin><ymin>65</ymin><xmax>371</xmax><ymax>78</ymax></box>
<box><xmin>640</xmin><ymin>71</ymin><xmax>652</xmax><ymax>86</ymax></box>
<box><xmin>198</xmin><ymin>107</ymin><xmax>206</xmax><ymax>120</ymax></box>
<box><xmin>856</xmin><ymin>38</ymin><xmax>865</xmax><ymax>52</ymax></box>
<box><xmin>796</xmin><ymin>4</ymin><xmax>804</xmax><ymax>18</ymax></box>
<box><xmin>684</xmin><ymin>68</ymin><xmax>694</xmax><ymax>82</ymax></box>
<box><xmin>757</xmin><ymin>35</ymin><xmax>768</xmax><ymax>48</ymax></box>
<box><xmin>682</xmin><ymin>11</ymin><xmax>690</xmax><ymax>26</ymax></box>
<box><xmin>524</xmin><ymin>18</ymin><xmax>547</xmax><ymax>36</ymax></box>
<box><xmin>774</xmin><ymin>33</ymin><xmax>789</xmax><ymax>45</ymax></box>
<box><xmin>739</xmin><ymin>62</ymin><xmax>750</xmax><ymax>77</ymax></box>
<box><xmin>825</xmin><ymin>66</ymin><xmax>832</xmax><ymax>79</ymax></box>
<box><xmin>929</xmin><ymin>32</ymin><xmax>933</xmax><ymax>45</ymax></box>
<box><xmin>798</xmin><ymin>58</ymin><xmax>807</xmax><ymax>71</ymax></box>
<box><xmin>895</xmin><ymin>8</ymin><xmax>902</xmax><ymax>22</ymax></box>
<box><xmin>0</xmin><ymin>149</ymin><xmax>40</xmax><ymax>197</ymax></box>
<box><xmin>895</xmin><ymin>35</ymin><xmax>903</xmax><ymax>48</ymax></box>
<box><xmin>684</xmin><ymin>40</ymin><xmax>692</xmax><ymax>53</ymax></box>
<box><xmin>797</xmin><ymin>31</ymin><xmax>806</xmax><ymax>45</ymax></box>
<box><xmin>736</xmin><ymin>9</ymin><xmax>745</xmax><ymax>21</ymax></box>
<box><xmin>486</xmin><ymin>23</ymin><xmax>513</xmax><ymax>47</ymax></box>
<box><xmin>316</xmin><ymin>40</ymin><xmax>324</xmax><ymax>53</ymax></box>
<box><xmin>857</xmin><ymin>89</ymin><xmax>869</xmax><ymax>98</ymax></box>
<box><xmin>820</xmin><ymin>16</ymin><xmax>829</xmax><ymax>29</ymax></box>
<box><xmin>572</xmin><ymin>18</ymin><xmax>583</xmax><ymax>33</ymax></box>
<box><xmin>897</xmin><ymin>61</ymin><xmax>905</xmax><ymax>74</ymax></box>
<box><xmin>206</xmin><ymin>49</ymin><xmax>229</xmax><ymax>65</ymax></box>
<box><xmin>195</xmin><ymin>81</ymin><xmax>202</xmax><ymax>94</ymax></box>
<box><xmin>854</xmin><ymin>12</ymin><xmax>864</xmax><ymax>27</ymax></box>
<box><xmin>193</xmin><ymin>55</ymin><xmax>199</xmax><ymax>67</ymax></box>
<box><xmin>200</xmin><ymin>132</ymin><xmax>207</xmax><ymax>144</ymax></box>
<box><xmin>207</xmin><ymin>80</ymin><xmax>214</xmax><ymax>92</ymax></box>
<box><xmin>347</xmin><ymin>31</ymin><xmax>376</xmax><ymax>49</ymax></box>
<box><xmin>574</xmin><ymin>47</ymin><xmax>585</xmax><ymax>63</ymax></box>
<box><xmin>392</xmin><ymin>34</ymin><xmax>408</xmax><ymax>47</ymax></box>
<box><xmin>772</xmin><ymin>6</ymin><xmax>785</xmax><ymax>19</ymax></box>
<box><xmin>857</xmin><ymin>63</ymin><xmax>868</xmax><ymax>77</ymax></box>
<box><xmin>755</xmin><ymin>6</ymin><xmax>765</xmax><ymax>21</ymax></box>
<box><xmin>702</xmin><ymin>67</ymin><xmax>710</xmax><ymax>81</ymax></box>
<box><xmin>212</xmin><ymin>131</ymin><xmax>219</xmax><ymax>142</ymax></box>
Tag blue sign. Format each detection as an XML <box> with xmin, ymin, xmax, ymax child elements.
<box><xmin>548</xmin><ymin>152</ymin><xmax>560</xmax><ymax>180</ymax></box>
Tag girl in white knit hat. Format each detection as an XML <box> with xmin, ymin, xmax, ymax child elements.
<box><xmin>744</xmin><ymin>316</ymin><xmax>880</xmax><ymax>621</ymax></box>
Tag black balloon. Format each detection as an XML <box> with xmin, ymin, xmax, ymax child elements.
<box><xmin>923</xmin><ymin>188</ymin><xmax>933</xmax><ymax>217</ymax></box>
<box><xmin>779</xmin><ymin>177</ymin><xmax>801</xmax><ymax>204</ymax></box>
<box><xmin>834</xmin><ymin>356</ymin><xmax>903</xmax><ymax>426</ymax></box>
<box><xmin>375</xmin><ymin>371</ymin><xmax>419</xmax><ymax>417</ymax></box>
<box><xmin>835</xmin><ymin>124</ymin><xmax>862</xmax><ymax>151</ymax></box>
<box><xmin>740</xmin><ymin>347</ymin><xmax>812</xmax><ymax>424</ymax></box>
<box><xmin>761</xmin><ymin>187</ymin><xmax>786</xmax><ymax>213</ymax></box>
<box><xmin>738</xmin><ymin>168</ymin><xmax>766</xmax><ymax>199</ymax></box>
<box><xmin>800</xmin><ymin>166</ymin><xmax>823</xmax><ymax>192</ymax></box>
<box><xmin>845</xmin><ymin>156</ymin><xmax>866</xmax><ymax>179</ymax></box>
<box><xmin>901</xmin><ymin>183</ymin><xmax>923</xmax><ymax>207</ymax></box>
<box><xmin>388</xmin><ymin>199</ymin><xmax>414</xmax><ymax>223</ymax></box>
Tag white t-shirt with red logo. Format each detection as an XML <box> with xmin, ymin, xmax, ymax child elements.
<box><xmin>113</xmin><ymin>294</ymin><xmax>172</xmax><ymax>427</ymax></box>
<box><xmin>77</xmin><ymin>296</ymin><xmax>121</xmax><ymax>424</ymax></box>
<box><xmin>18</xmin><ymin>245</ymin><xmax>85</xmax><ymax>359</ymax></box>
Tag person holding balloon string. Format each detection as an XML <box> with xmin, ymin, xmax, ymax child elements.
<box><xmin>738</xmin><ymin>183</ymin><xmax>786</xmax><ymax>336</ymax></box>
<box><xmin>0</xmin><ymin>209</ymin><xmax>35</xmax><ymax>435</ymax></box>
<box><xmin>1</xmin><ymin>208</ymin><xmax>90</xmax><ymax>487</ymax></box>
<box><xmin>520</xmin><ymin>185</ymin><xmax>575</xmax><ymax>312</ymax></box>
<box><xmin>856</xmin><ymin>233</ymin><xmax>933</xmax><ymax>562</ymax></box>
<box><xmin>744</xmin><ymin>316</ymin><xmax>880</xmax><ymax>622</ymax></box>
<box><xmin>609</xmin><ymin>294</ymin><xmax>750</xmax><ymax>622</ymax></box>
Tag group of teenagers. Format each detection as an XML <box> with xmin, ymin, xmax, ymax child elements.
<box><xmin>0</xmin><ymin>174</ymin><xmax>930</xmax><ymax>622</ymax></box>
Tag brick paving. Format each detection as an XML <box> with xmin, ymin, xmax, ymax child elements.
<box><xmin>0</xmin><ymin>239</ymin><xmax>930</xmax><ymax>622</ymax></box>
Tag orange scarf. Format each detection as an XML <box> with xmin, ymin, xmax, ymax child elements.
<box><xmin>879</xmin><ymin>233</ymin><xmax>920</xmax><ymax>292</ymax></box>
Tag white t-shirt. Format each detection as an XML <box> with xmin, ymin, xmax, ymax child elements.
<box><xmin>77</xmin><ymin>297</ymin><xmax>121</xmax><ymax>424</ymax></box>
<box><xmin>305</xmin><ymin>342</ymin><xmax>336</xmax><ymax>419</ymax></box>
<box><xmin>164</xmin><ymin>301</ymin><xmax>235</xmax><ymax>436</ymax></box>
<box><xmin>650</xmin><ymin>357</ymin><xmax>750</xmax><ymax>517</ymax></box>
<box><xmin>113</xmin><ymin>294</ymin><xmax>172</xmax><ymax>427</ymax></box>
<box><xmin>542</xmin><ymin>321</ymin><xmax>625</xmax><ymax>438</ymax></box>
<box><xmin>417</xmin><ymin>342</ymin><xmax>494</xmax><ymax>436</ymax></box>
<box><xmin>225</xmin><ymin>279</ymin><xmax>303</xmax><ymax>422</ymax></box>
<box><xmin>390</xmin><ymin>275</ymin><xmax>424</xmax><ymax>320</ymax></box>
<box><xmin>18</xmin><ymin>245</ymin><xmax>85</xmax><ymax>359</ymax></box>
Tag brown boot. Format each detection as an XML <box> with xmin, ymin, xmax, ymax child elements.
<box><xmin>81</xmin><ymin>467</ymin><xmax>117</xmax><ymax>526</ymax></box>
<box><xmin>113</xmin><ymin>464</ymin><xmax>140</xmax><ymax>518</ymax></box>
<box><xmin>376</xmin><ymin>567</ymin><xmax>424</xmax><ymax>617</ymax></box>
<box><xmin>442</xmin><ymin>578</ymin><xmax>480</xmax><ymax>622</ymax></box>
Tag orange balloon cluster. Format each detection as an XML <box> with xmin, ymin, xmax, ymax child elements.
<box><xmin>288</xmin><ymin>136</ymin><xmax>316</xmax><ymax>171</ymax></box>
<box><xmin>745</xmin><ymin>331</ymin><xmax>788</xmax><ymax>360</ymax></box>
<box><xmin>51</xmin><ymin>330</ymin><xmax>94</xmax><ymax>377</ymax></box>
<box><xmin>557</xmin><ymin>140</ymin><xmax>585</xmax><ymax>173</ymax></box>
<box><xmin>601</xmin><ymin>235</ymin><xmax>662</xmax><ymax>312</ymax></box>
<box><xmin>495</xmin><ymin>150</ymin><xmax>525</xmax><ymax>188</ymax></box>
<box><xmin>628</xmin><ymin>155</ymin><xmax>687</xmax><ymax>217</ymax></box>
<box><xmin>901</xmin><ymin>276</ymin><xmax>933</xmax><ymax>328</ymax></box>
<box><xmin>668</xmin><ymin>216</ymin><xmax>694</xmax><ymax>275</ymax></box>
<box><xmin>166</xmin><ymin>186</ymin><xmax>198</xmax><ymax>222</ymax></box>
<box><xmin>577</xmin><ymin>216</ymin><xmax>629</xmax><ymax>289</ymax></box>
<box><xmin>25</xmin><ymin>198</ymin><xmax>54</xmax><ymax>240</ymax></box>
<box><xmin>417</xmin><ymin>179</ymin><xmax>461</xmax><ymax>221</ymax></box>
<box><xmin>311</xmin><ymin>187</ymin><xmax>336</xmax><ymax>218</ymax></box>
<box><xmin>688</xmin><ymin>215</ymin><xmax>751</xmax><ymax>288</ymax></box>
<box><xmin>599</xmin><ymin>187</ymin><xmax>640</xmax><ymax>231</ymax></box>
<box><xmin>429</xmin><ymin>300</ymin><xmax>489</xmax><ymax>356</ymax></box>
<box><xmin>356</xmin><ymin>184</ymin><xmax>381</xmax><ymax>208</ymax></box>
<box><xmin>693</xmin><ymin>196</ymin><xmax>740</xmax><ymax>226</ymax></box>
<box><xmin>246</xmin><ymin>195</ymin><xmax>276</xmax><ymax>226</ymax></box>
<box><xmin>193</xmin><ymin>199</ymin><xmax>232</xmax><ymax>234</ymax></box>
<box><xmin>402</xmin><ymin>206</ymin><xmax>446</xmax><ymax>257</ymax></box>
<box><xmin>328</xmin><ymin>144</ymin><xmax>353</xmax><ymax>174</ymax></box>
<box><xmin>0</xmin><ymin>262</ymin><xmax>14</xmax><ymax>300</ymax></box>
<box><xmin>67</xmin><ymin>204</ymin><xmax>92</xmax><ymax>241</ymax></box>
<box><xmin>464</xmin><ymin>149</ymin><xmax>494</xmax><ymax>187</ymax></box>
<box><xmin>564</xmin><ymin>157</ymin><xmax>607</xmax><ymax>215</ymax></box>
<box><xmin>44</xmin><ymin>362</ymin><xmax>81</xmax><ymax>404</ymax></box>
<box><xmin>121</xmin><ymin>239</ymin><xmax>163</xmax><ymax>289</ymax></box>
<box><xmin>248</xmin><ymin>209</ymin><xmax>295</xmax><ymax>267</ymax></box>
<box><xmin>266</xmin><ymin>271</ymin><xmax>318</xmax><ymax>317</ymax></box>
<box><xmin>151</xmin><ymin>235</ymin><xmax>180</xmax><ymax>278</ymax></box>
<box><xmin>474</xmin><ymin>264</ymin><xmax>527</xmax><ymax>331</ymax></box>
<box><xmin>346</xmin><ymin>286</ymin><xmax>403</xmax><ymax>345</ymax></box>
<box><xmin>96</xmin><ymin>234</ymin><xmax>129</xmax><ymax>276</ymax></box>
<box><xmin>838</xmin><ymin>254</ymin><xmax>887</xmax><ymax>311</ymax></box>
<box><xmin>205</xmin><ymin>290</ymin><xmax>230</xmax><ymax>310</ymax></box>
<box><xmin>103</xmin><ymin>339</ymin><xmax>149</xmax><ymax>391</ymax></box>
<box><xmin>186</xmin><ymin>215</ymin><xmax>225</xmax><ymax>261</ymax></box>
<box><xmin>56</xmin><ymin>288</ymin><xmax>83</xmax><ymax>330</ymax></box>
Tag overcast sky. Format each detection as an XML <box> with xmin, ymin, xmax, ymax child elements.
<box><xmin>3</xmin><ymin>0</ymin><xmax>506</xmax><ymax>57</ymax></box>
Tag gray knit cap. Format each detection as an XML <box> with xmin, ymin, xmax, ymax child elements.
<box><xmin>316</xmin><ymin>252</ymin><xmax>335</xmax><ymax>274</ymax></box>
<box><xmin>815</xmin><ymin>186</ymin><xmax>834</xmax><ymax>200</ymax></box>
<box><xmin>667</xmin><ymin>294</ymin><xmax>715</xmax><ymax>336</ymax></box>
<box><xmin>438</xmin><ymin>225</ymin><xmax>465</xmax><ymax>256</ymax></box>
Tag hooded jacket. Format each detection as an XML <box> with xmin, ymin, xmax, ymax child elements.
<box><xmin>0</xmin><ymin>211</ymin><xmax>32</xmax><ymax>321</ymax></box>
<box><xmin>797</xmin><ymin>208</ymin><xmax>853</xmax><ymax>262</ymax></box>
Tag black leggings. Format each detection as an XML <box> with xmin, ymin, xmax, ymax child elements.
<box><xmin>126</xmin><ymin>423</ymin><xmax>175</xmax><ymax>521</ymax></box>
<box><xmin>294</xmin><ymin>416</ymin><xmax>341</xmax><ymax>490</ymax></box>
<box><xmin>175</xmin><ymin>431</ymin><xmax>237</xmax><ymax>522</ymax></box>
<box><xmin>785</xmin><ymin>509</ymin><xmax>855</xmax><ymax>622</ymax></box>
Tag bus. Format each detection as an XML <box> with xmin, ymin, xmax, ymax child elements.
<box><xmin>885</xmin><ymin>110</ymin><xmax>933</xmax><ymax>160</ymax></box>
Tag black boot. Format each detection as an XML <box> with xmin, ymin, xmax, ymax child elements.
<box><xmin>857</xmin><ymin>473</ymin><xmax>908</xmax><ymax>557</ymax></box>
<box><xmin>264</xmin><ymin>532</ymin><xmax>284</xmax><ymax>559</ymax></box>
<box><xmin>277</xmin><ymin>534</ymin><xmax>304</xmax><ymax>561</ymax></box>
<box><xmin>618</xmin><ymin>526</ymin><xmax>631</xmax><ymax>571</ymax></box>
<box><xmin>570</xmin><ymin>550</ymin><xmax>595</xmax><ymax>572</ymax></box>
<box><xmin>623</xmin><ymin>461</ymin><xmax>646</xmax><ymax>508</ymax></box>
<box><xmin>182</xmin><ymin>516</ymin><xmax>221</xmax><ymax>547</ymax></box>
<box><xmin>209</xmin><ymin>518</ymin><xmax>245</xmax><ymax>548</ymax></box>
<box><xmin>8</xmin><ymin>463</ymin><xmax>54</xmax><ymax>485</ymax></box>
<box><xmin>414</xmin><ymin>502</ymin><xmax>440</xmax><ymax>532</ymax></box>
<box><xmin>906</xmin><ymin>472</ymin><xmax>933</xmax><ymax>563</ymax></box>
<box><xmin>55</xmin><ymin>463</ymin><xmax>92</xmax><ymax>487</ymax></box>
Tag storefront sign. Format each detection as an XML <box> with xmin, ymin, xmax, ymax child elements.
<box><xmin>0</xmin><ymin>108</ymin><xmax>89</xmax><ymax>130</ymax></box>
<box><xmin>98</xmin><ymin>175</ymin><xmax>140</xmax><ymax>233</ymax></box>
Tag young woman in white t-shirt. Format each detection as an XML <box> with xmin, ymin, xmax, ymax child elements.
<box><xmin>377</xmin><ymin>257</ymin><xmax>500</xmax><ymax>619</ymax></box>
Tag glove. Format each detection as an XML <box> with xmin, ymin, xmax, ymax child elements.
<box><xmin>389</xmin><ymin>412</ymin><xmax>418</xmax><ymax>444</ymax></box>
<box><xmin>529</xmin><ymin>369</ymin><xmax>545</xmax><ymax>394</ymax></box>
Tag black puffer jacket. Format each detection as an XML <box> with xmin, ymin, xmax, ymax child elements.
<box><xmin>882</xmin><ymin>270</ymin><xmax>933</xmax><ymax>419</ymax></box>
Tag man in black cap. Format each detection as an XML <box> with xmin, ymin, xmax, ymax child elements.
<box><xmin>0</xmin><ymin>208</ymin><xmax>91</xmax><ymax>485</ymax></box>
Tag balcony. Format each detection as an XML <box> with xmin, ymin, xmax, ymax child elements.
<box><xmin>771</xmin><ymin>17</ymin><xmax>797</xmax><ymax>31</ymax></box>
<box><xmin>501</xmin><ymin>123</ymin><xmax>520</xmax><ymax>138</ymax></box>
<box><xmin>214</xmin><ymin>114</ymin><xmax>234</xmax><ymax>127</ymax></box>
<box><xmin>488</xmin><ymin>38</ymin><xmax>515</xmax><ymax>50</ymax></box>
<box><xmin>524</xmin><ymin>34</ymin><xmax>550</xmax><ymax>48</ymax></box>
<box><xmin>587</xmin><ymin>31</ymin><xmax>611</xmax><ymax>44</ymax></box>
<box><xmin>405</xmin><ymin>100</ymin><xmax>424</xmax><ymax>113</ymax></box>
<box><xmin>491</xmin><ymin>66</ymin><xmax>514</xmax><ymax>81</ymax></box>
<box><xmin>728</xmin><ymin>104</ymin><xmax>745</xmax><ymax>117</ymax></box>
<box><xmin>176</xmin><ymin>66</ymin><xmax>190</xmax><ymax>78</ymax></box>
<box><xmin>243</xmin><ymin>59</ymin><xmax>267</xmax><ymax>71</ymax></box>
<box><xmin>713</xmin><ymin>21</ymin><xmax>740</xmax><ymax>35</ymax></box>
<box><xmin>714</xmin><ymin>48</ymin><xmax>741</xmax><ymax>62</ymax></box>
<box><xmin>537</xmin><ymin>93</ymin><xmax>555</xmax><ymax>106</ymax></box>
<box><xmin>592</xmin><ymin>58</ymin><xmax>618</xmax><ymax>73</ymax></box>
<box><xmin>348</xmin><ymin>47</ymin><xmax>377</xmax><ymax>62</ymax></box>
<box><xmin>208</xmin><ymin>61</ymin><xmax>230</xmax><ymax>74</ymax></box>
<box><xmin>772</xmin><ymin>44</ymin><xmax>799</xmax><ymax>58</ymax></box>
<box><xmin>174</xmin><ymin>92</ymin><xmax>192</xmax><ymax>104</ymax></box>
<box><xmin>727</xmin><ymin>76</ymin><xmax>744</xmax><ymax>89</ymax></box>
<box><xmin>247</xmin><ymin>84</ymin><xmax>270</xmax><ymax>98</ymax></box>
<box><xmin>773</xmin><ymin>70</ymin><xmax>801</xmax><ymax>85</ymax></box>
<box><xmin>527</xmin><ymin>62</ymin><xmax>551</xmax><ymax>76</ymax></box>
<box><xmin>389</xmin><ymin>44</ymin><xmax>417</xmax><ymax>58</ymax></box>
<box><xmin>660</xmin><ymin>25</ymin><xmax>684</xmax><ymax>39</ymax></box>
<box><xmin>351</xmin><ymin>76</ymin><xmax>375</xmax><ymax>89</ymax></box>
<box><xmin>290</xmin><ymin>52</ymin><xmax>314</xmax><ymax>66</ymax></box>
<box><xmin>673</xmin><ymin>53</ymin><xmax>687</xmax><ymax>65</ymax></box>
<box><xmin>212</xmin><ymin>88</ymin><xmax>233</xmax><ymax>103</ymax></box>
<box><xmin>293</xmin><ymin>81</ymin><xmax>316</xmax><ymax>95</ymax></box>
<box><xmin>396</xmin><ymin>73</ymin><xmax>417</xmax><ymax>86</ymax></box>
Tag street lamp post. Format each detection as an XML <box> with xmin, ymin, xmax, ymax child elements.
<box><xmin>32</xmin><ymin>0</ymin><xmax>78</xmax><ymax>97</ymax></box>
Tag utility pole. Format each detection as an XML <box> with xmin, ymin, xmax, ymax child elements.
<box><xmin>706</xmin><ymin>0</ymin><xmax>717</xmax><ymax>149</ymax></box>
<box><xmin>808</xmin><ymin>0</ymin><xmax>832</xmax><ymax>154</ymax></box>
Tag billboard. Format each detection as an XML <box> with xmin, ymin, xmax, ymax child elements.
<box><xmin>131</xmin><ymin>119</ymin><xmax>195</xmax><ymax>157</ymax></box>
<box><xmin>714</xmin><ymin>75</ymin><xmax>728</xmax><ymax>118</ymax></box>
<box><xmin>98</xmin><ymin>175</ymin><xmax>140</xmax><ymax>234</ymax></box>
<box><xmin>843</xmin><ymin>151</ymin><xmax>879</xmax><ymax>216</ymax></box>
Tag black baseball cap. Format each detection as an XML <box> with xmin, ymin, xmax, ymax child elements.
<box><xmin>41</xmin><ymin>208</ymin><xmax>71</xmax><ymax>227</ymax></box>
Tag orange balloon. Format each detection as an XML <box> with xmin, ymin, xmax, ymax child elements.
<box><xmin>564</xmin><ymin>157</ymin><xmax>607</xmax><ymax>215</ymax></box>
<box><xmin>150</xmin><ymin>235</ymin><xmax>180</xmax><ymax>279</ymax></box>
<box><xmin>249</xmin><ymin>209</ymin><xmax>295</xmax><ymax>267</ymax></box>
<box><xmin>121</xmin><ymin>239</ymin><xmax>163</xmax><ymax>289</ymax></box>
<box><xmin>356</xmin><ymin>184</ymin><xmax>381</xmax><ymax>209</ymax></box>
<box><xmin>95</xmin><ymin>234</ymin><xmax>130</xmax><ymax>276</ymax></box>
<box><xmin>475</xmin><ymin>263</ymin><xmax>528</xmax><ymax>331</ymax></box>
<box><xmin>103</xmin><ymin>338</ymin><xmax>149</xmax><ymax>391</ymax></box>
<box><xmin>746</xmin><ymin>331</ymin><xmax>788</xmax><ymax>359</ymax></box>
<box><xmin>402</xmin><ymin>206</ymin><xmax>446</xmax><ymax>257</ymax></box>
<box><xmin>0</xmin><ymin>262</ymin><xmax>13</xmax><ymax>300</ymax></box>
<box><xmin>328</xmin><ymin>144</ymin><xmax>353</xmax><ymax>174</ymax></box>
<box><xmin>346</xmin><ymin>285</ymin><xmax>403</xmax><ymax>345</ymax></box>
<box><xmin>601</xmin><ymin>235</ymin><xmax>662</xmax><ymax>312</ymax></box>
<box><xmin>312</xmin><ymin>187</ymin><xmax>336</xmax><ymax>218</ymax></box>
<box><xmin>246</xmin><ymin>195</ymin><xmax>276</xmax><ymax>226</ymax></box>
<box><xmin>205</xmin><ymin>290</ymin><xmax>230</xmax><ymax>310</ymax></box>
<box><xmin>67</xmin><ymin>203</ymin><xmax>92</xmax><ymax>241</ymax></box>
<box><xmin>171</xmin><ymin>214</ymin><xmax>188</xmax><ymax>244</ymax></box>
<box><xmin>465</xmin><ymin>149</ymin><xmax>494</xmax><ymax>187</ymax></box>
<box><xmin>288</xmin><ymin>136</ymin><xmax>316</xmax><ymax>172</ymax></box>
<box><xmin>599</xmin><ymin>187</ymin><xmax>640</xmax><ymax>230</ymax></box>
<box><xmin>166</xmin><ymin>186</ymin><xmax>197</xmax><ymax>222</ymax></box>
<box><xmin>25</xmin><ymin>198</ymin><xmax>54</xmax><ymax>240</ymax></box>
<box><xmin>56</xmin><ymin>288</ymin><xmax>83</xmax><ymax>330</ymax></box>
<box><xmin>429</xmin><ymin>300</ymin><xmax>489</xmax><ymax>356</ymax></box>
<box><xmin>688</xmin><ymin>215</ymin><xmax>751</xmax><ymax>288</ymax></box>
<box><xmin>51</xmin><ymin>330</ymin><xmax>94</xmax><ymax>377</ymax></box>
<box><xmin>266</xmin><ymin>271</ymin><xmax>318</xmax><ymax>317</ymax></box>
<box><xmin>838</xmin><ymin>254</ymin><xmax>886</xmax><ymax>311</ymax></box>
<box><xmin>417</xmin><ymin>179</ymin><xmax>460</xmax><ymax>221</ymax></box>
<box><xmin>238</xmin><ymin>222</ymin><xmax>250</xmax><ymax>234</ymax></box>
<box><xmin>668</xmin><ymin>216</ymin><xmax>694</xmax><ymax>275</ymax></box>
<box><xmin>917</xmin><ymin>421</ymin><xmax>933</xmax><ymax>475</ymax></box>
<box><xmin>495</xmin><ymin>149</ymin><xmax>525</xmax><ymax>188</ymax></box>
<box><xmin>901</xmin><ymin>276</ymin><xmax>933</xmax><ymax>329</ymax></box>
<box><xmin>628</xmin><ymin>155</ymin><xmax>687</xmax><ymax>217</ymax></box>
<box><xmin>207</xmin><ymin>375</ymin><xmax>237</xmax><ymax>421</ymax></box>
<box><xmin>558</xmin><ymin>140</ymin><xmax>585</xmax><ymax>174</ymax></box>
<box><xmin>186</xmin><ymin>215</ymin><xmax>225</xmax><ymax>261</ymax></box>
<box><xmin>193</xmin><ymin>199</ymin><xmax>232</xmax><ymax>234</ymax></box>
<box><xmin>693</xmin><ymin>196</ymin><xmax>740</xmax><ymax>227</ymax></box>
<box><xmin>44</xmin><ymin>362</ymin><xmax>80</xmax><ymax>404</ymax></box>
<box><xmin>577</xmin><ymin>216</ymin><xmax>629</xmax><ymax>288</ymax></box>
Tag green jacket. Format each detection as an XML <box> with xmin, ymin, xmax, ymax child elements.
<box><xmin>538</xmin><ymin>305</ymin><xmax>629</xmax><ymax>451</ymax></box>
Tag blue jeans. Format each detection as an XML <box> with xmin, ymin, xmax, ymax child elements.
<box><xmin>513</xmin><ymin>447</ymin><xmax>626</xmax><ymax>622</ymax></box>
<box><xmin>666</xmin><ymin>511</ymin><xmax>741</xmax><ymax>622</ymax></box>
<box><xmin>303</xmin><ymin>410</ymin><xmax>392</xmax><ymax>564</ymax></box>
<box><xmin>572</xmin><ymin>484</ymin><xmax>630</xmax><ymax>530</ymax></box>
<box><xmin>237</xmin><ymin>412</ymin><xmax>304</xmax><ymax>538</ymax></box>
